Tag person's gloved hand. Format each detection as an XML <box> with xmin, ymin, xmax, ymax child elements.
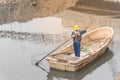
<box><xmin>75</xmin><ymin>33</ymin><xmax>80</xmax><ymax>36</ymax></box>
<box><xmin>77</xmin><ymin>33</ymin><xmax>80</xmax><ymax>36</ymax></box>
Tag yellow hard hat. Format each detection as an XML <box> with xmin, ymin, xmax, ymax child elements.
<box><xmin>73</xmin><ymin>25</ymin><xmax>79</xmax><ymax>30</ymax></box>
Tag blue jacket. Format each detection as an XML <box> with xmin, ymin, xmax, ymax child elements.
<box><xmin>71</xmin><ymin>30</ymin><xmax>86</xmax><ymax>42</ymax></box>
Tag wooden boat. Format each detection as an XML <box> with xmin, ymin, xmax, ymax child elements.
<box><xmin>47</xmin><ymin>49</ymin><xmax>113</xmax><ymax>80</ymax></box>
<box><xmin>46</xmin><ymin>27</ymin><xmax>114</xmax><ymax>72</ymax></box>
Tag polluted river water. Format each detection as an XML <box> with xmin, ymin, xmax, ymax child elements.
<box><xmin>0</xmin><ymin>2</ymin><xmax>120</xmax><ymax>80</ymax></box>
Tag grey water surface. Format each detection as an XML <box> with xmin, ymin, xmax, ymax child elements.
<box><xmin>0</xmin><ymin>0</ymin><xmax>120</xmax><ymax>80</ymax></box>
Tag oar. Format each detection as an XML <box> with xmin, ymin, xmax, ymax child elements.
<box><xmin>35</xmin><ymin>37</ymin><xmax>71</xmax><ymax>66</ymax></box>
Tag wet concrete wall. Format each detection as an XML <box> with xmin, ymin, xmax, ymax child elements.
<box><xmin>57</xmin><ymin>10</ymin><xmax>113</xmax><ymax>30</ymax></box>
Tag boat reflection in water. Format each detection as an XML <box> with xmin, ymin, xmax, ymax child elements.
<box><xmin>47</xmin><ymin>48</ymin><xmax>113</xmax><ymax>80</ymax></box>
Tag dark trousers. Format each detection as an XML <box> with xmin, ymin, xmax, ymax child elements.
<box><xmin>73</xmin><ymin>41</ymin><xmax>80</xmax><ymax>57</ymax></box>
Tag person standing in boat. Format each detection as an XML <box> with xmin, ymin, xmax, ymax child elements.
<box><xmin>71</xmin><ymin>25</ymin><xmax>86</xmax><ymax>57</ymax></box>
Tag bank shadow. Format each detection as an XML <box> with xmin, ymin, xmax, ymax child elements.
<box><xmin>47</xmin><ymin>48</ymin><xmax>114</xmax><ymax>80</ymax></box>
<box><xmin>69</xmin><ymin>0</ymin><xmax>120</xmax><ymax>17</ymax></box>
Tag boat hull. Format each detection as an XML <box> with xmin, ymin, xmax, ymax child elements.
<box><xmin>46</xmin><ymin>27</ymin><xmax>114</xmax><ymax>72</ymax></box>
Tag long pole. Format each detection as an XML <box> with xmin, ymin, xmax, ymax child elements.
<box><xmin>35</xmin><ymin>37</ymin><xmax>71</xmax><ymax>66</ymax></box>
<box><xmin>35</xmin><ymin>23</ymin><xmax>92</xmax><ymax>66</ymax></box>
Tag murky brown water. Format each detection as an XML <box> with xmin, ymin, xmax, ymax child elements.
<box><xmin>0</xmin><ymin>0</ymin><xmax>120</xmax><ymax>80</ymax></box>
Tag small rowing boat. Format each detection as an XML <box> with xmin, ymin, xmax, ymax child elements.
<box><xmin>46</xmin><ymin>27</ymin><xmax>114</xmax><ymax>72</ymax></box>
